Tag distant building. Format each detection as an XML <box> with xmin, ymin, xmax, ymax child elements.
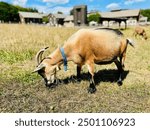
<box><xmin>89</xmin><ymin>21</ymin><xmax>98</xmax><ymax>26</ymax></box>
<box><xmin>139</xmin><ymin>15</ymin><xmax>148</xmax><ymax>25</ymax></box>
<box><xmin>73</xmin><ymin>5</ymin><xmax>87</xmax><ymax>26</ymax></box>
<box><xmin>64</xmin><ymin>15</ymin><xmax>74</xmax><ymax>27</ymax></box>
<box><xmin>48</xmin><ymin>13</ymin><xmax>66</xmax><ymax>26</ymax></box>
<box><xmin>100</xmin><ymin>9</ymin><xmax>140</xmax><ymax>28</ymax></box>
<box><xmin>19</xmin><ymin>11</ymin><xmax>43</xmax><ymax>24</ymax></box>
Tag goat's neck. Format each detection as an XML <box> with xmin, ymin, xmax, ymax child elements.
<box><xmin>48</xmin><ymin>47</ymin><xmax>71</xmax><ymax>66</ymax></box>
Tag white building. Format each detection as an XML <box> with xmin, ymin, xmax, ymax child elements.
<box><xmin>100</xmin><ymin>9</ymin><xmax>141</xmax><ymax>27</ymax></box>
<box><xmin>19</xmin><ymin>11</ymin><xmax>43</xmax><ymax>24</ymax></box>
<box><xmin>48</xmin><ymin>13</ymin><xmax>66</xmax><ymax>26</ymax></box>
<box><xmin>64</xmin><ymin>15</ymin><xmax>74</xmax><ymax>27</ymax></box>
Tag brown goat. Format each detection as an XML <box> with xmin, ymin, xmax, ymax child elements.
<box><xmin>133</xmin><ymin>26</ymin><xmax>147</xmax><ymax>40</ymax></box>
<box><xmin>33</xmin><ymin>28</ymin><xmax>134</xmax><ymax>93</ymax></box>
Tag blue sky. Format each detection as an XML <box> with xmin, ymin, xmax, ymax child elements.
<box><xmin>0</xmin><ymin>0</ymin><xmax>149</xmax><ymax>14</ymax></box>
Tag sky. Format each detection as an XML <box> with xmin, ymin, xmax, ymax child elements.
<box><xmin>0</xmin><ymin>0</ymin><xmax>149</xmax><ymax>14</ymax></box>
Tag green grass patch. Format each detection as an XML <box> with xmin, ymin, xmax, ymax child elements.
<box><xmin>12</xmin><ymin>71</ymin><xmax>40</xmax><ymax>85</ymax></box>
<box><xmin>0</xmin><ymin>67</ymin><xmax>40</xmax><ymax>85</ymax></box>
<box><xmin>0</xmin><ymin>50</ymin><xmax>34</xmax><ymax>64</ymax></box>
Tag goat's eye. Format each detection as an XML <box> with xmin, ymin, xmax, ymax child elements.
<box><xmin>38</xmin><ymin>69</ymin><xmax>44</xmax><ymax>73</ymax></box>
<box><xmin>38</xmin><ymin>69</ymin><xmax>45</xmax><ymax>76</ymax></box>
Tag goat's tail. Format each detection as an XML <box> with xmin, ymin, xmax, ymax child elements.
<box><xmin>126</xmin><ymin>38</ymin><xmax>135</xmax><ymax>48</ymax></box>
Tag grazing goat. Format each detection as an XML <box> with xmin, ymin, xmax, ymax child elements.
<box><xmin>33</xmin><ymin>28</ymin><xmax>134</xmax><ymax>93</ymax></box>
<box><xmin>133</xmin><ymin>26</ymin><xmax>147</xmax><ymax>40</ymax></box>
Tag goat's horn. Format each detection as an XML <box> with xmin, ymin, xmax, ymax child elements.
<box><xmin>33</xmin><ymin>64</ymin><xmax>45</xmax><ymax>73</ymax></box>
<box><xmin>35</xmin><ymin>47</ymin><xmax>49</xmax><ymax>65</ymax></box>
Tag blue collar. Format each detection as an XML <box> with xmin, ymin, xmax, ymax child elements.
<box><xmin>60</xmin><ymin>47</ymin><xmax>67</xmax><ymax>71</ymax></box>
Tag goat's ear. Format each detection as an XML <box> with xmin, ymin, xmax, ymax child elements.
<box><xmin>32</xmin><ymin>64</ymin><xmax>45</xmax><ymax>73</ymax></box>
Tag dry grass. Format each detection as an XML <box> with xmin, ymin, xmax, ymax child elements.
<box><xmin>0</xmin><ymin>24</ymin><xmax>150</xmax><ymax>113</ymax></box>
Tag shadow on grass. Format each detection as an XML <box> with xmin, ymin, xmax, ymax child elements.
<box><xmin>60</xmin><ymin>69</ymin><xmax>129</xmax><ymax>86</ymax></box>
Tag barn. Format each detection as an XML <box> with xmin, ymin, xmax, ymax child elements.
<box><xmin>48</xmin><ymin>13</ymin><xmax>66</xmax><ymax>26</ymax></box>
<box><xmin>100</xmin><ymin>9</ymin><xmax>140</xmax><ymax>28</ymax></box>
<box><xmin>19</xmin><ymin>11</ymin><xmax>43</xmax><ymax>24</ymax></box>
<box><xmin>64</xmin><ymin>15</ymin><xmax>74</xmax><ymax>27</ymax></box>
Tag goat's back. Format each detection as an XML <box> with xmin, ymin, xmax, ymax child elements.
<box><xmin>64</xmin><ymin>29</ymin><xmax>126</xmax><ymax>63</ymax></box>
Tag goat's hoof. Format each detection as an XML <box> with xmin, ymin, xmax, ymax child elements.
<box><xmin>87</xmin><ymin>83</ymin><xmax>96</xmax><ymax>94</ymax></box>
<box><xmin>70</xmin><ymin>76</ymin><xmax>81</xmax><ymax>83</ymax></box>
<box><xmin>88</xmin><ymin>87</ymin><xmax>96</xmax><ymax>94</ymax></box>
<box><xmin>117</xmin><ymin>80</ymin><xmax>123</xmax><ymax>86</ymax></box>
<box><xmin>46</xmin><ymin>83</ymin><xmax>57</xmax><ymax>88</ymax></box>
<box><xmin>76</xmin><ymin>78</ymin><xmax>81</xmax><ymax>83</ymax></box>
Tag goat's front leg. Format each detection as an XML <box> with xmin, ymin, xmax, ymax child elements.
<box><xmin>77</xmin><ymin>65</ymin><xmax>82</xmax><ymax>80</ymax></box>
<box><xmin>87</xmin><ymin>62</ymin><xmax>96</xmax><ymax>93</ymax></box>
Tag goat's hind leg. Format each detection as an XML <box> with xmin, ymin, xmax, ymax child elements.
<box><xmin>87</xmin><ymin>62</ymin><xmax>96</xmax><ymax>93</ymax></box>
<box><xmin>114</xmin><ymin>59</ymin><xmax>123</xmax><ymax>86</ymax></box>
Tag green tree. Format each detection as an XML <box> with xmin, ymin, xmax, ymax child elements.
<box><xmin>70</xmin><ymin>9</ymin><xmax>74</xmax><ymax>15</ymax></box>
<box><xmin>88</xmin><ymin>13</ymin><xmax>101</xmax><ymax>23</ymax></box>
<box><xmin>57</xmin><ymin>11</ymin><xmax>63</xmax><ymax>14</ymax></box>
<box><xmin>0</xmin><ymin>2</ymin><xmax>17</xmax><ymax>22</ymax></box>
<box><xmin>42</xmin><ymin>16</ymin><xmax>49</xmax><ymax>23</ymax></box>
<box><xmin>15</xmin><ymin>5</ymin><xmax>38</xmax><ymax>12</ymax></box>
<box><xmin>141</xmin><ymin>9</ymin><xmax>150</xmax><ymax>21</ymax></box>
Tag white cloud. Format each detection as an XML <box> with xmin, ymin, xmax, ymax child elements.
<box><xmin>33</xmin><ymin>4</ymin><xmax>72</xmax><ymax>14</ymax></box>
<box><xmin>48</xmin><ymin>6</ymin><xmax>72</xmax><ymax>14</ymax></box>
<box><xmin>13</xmin><ymin>0</ymin><xmax>28</xmax><ymax>6</ymax></box>
<box><xmin>124</xmin><ymin>0</ymin><xmax>145</xmax><ymax>5</ymax></box>
<box><xmin>42</xmin><ymin>0</ymin><xmax>69</xmax><ymax>4</ymax></box>
<box><xmin>0</xmin><ymin>0</ymin><xmax>10</xmax><ymax>2</ymax></box>
<box><xmin>106</xmin><ymin>3</ymin><xmax>120</xmax><ymax>10</ymax></box>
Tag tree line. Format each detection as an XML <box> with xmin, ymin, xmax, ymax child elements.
<box><xmin>0</xmin><ymin>2</ymin><xmax>38</xmax><ymax>22</ymax></box>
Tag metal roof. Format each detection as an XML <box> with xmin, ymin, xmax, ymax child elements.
<box><xmin>64</xmin><ymin>15</ymin><xmax>74</xmax><ymax>21</ymax></box>
<box><xmin>53</xmin><ymin>14</ymin><xmax>66</xmax><ymax>19</ymax></box>
<box><xmin>19</xmin><ymin>11</ymin><xmax>43</xmax><ymax>19</ymax></box>
<box><xmin>49</xmin><ymin>13</ymin><xmax>66</xmax><ymax>19</ymax></box>
<box><xmin>100</xmin><ymin>9</ymin><xmax>140</xmax><ymax>18</ymax></box>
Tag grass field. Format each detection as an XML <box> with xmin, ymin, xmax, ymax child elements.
<box><xmin>0</xmin><ymin>24</ymin><xmax>150</xmax><ymax>113</ymax></box>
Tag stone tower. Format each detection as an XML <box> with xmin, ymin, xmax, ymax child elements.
<box><xmin>73</xmin><ymin>5</ymin><xmax>87</xmax><ymax>26</ymax></box>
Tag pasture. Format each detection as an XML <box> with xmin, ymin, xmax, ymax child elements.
<box><xmin>0</xmin><ymin>24</ymin><xmax>150</xmax><ymax>112</ymax></box>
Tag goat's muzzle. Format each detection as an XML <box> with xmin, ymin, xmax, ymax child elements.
<box><xmin>45</xmin><ymin>79</ymin><xmax>58</xmax><ymax>88</ymax></box>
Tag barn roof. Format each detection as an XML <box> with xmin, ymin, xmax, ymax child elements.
<box><xmin>54</xmin><ymin>14</ymin><xmax>66</xmax><ymax>19</ymax></box>
<box><xmin>48</xmin><ymin>13</ymin><xmax>66</xmax><ymax>19</ymax></box>
<box><xmin>64</xmin><ymin>15</ymin><xmax>74</xmax><ymax>21</ymax></box>
<box><xmin>100</xmin><ymin>9</ymin><xmax>140</xmax><ymax>18</ymax></box>
<box><xmin>19</xmin><ymin>11</ymin><xmax>43</xmax><ymax>19</ymax></box>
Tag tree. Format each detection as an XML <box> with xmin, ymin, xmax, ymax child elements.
<box><xmin>87</xmin><ymin>13</ymin><xmax>101</xmax><ymax>23</ymax></box>
<box><xmin>42</xmin><ymin>16</ymin><xmax>49</xmax><ymax>23</ymax></box>
<box><xmin>70</xmin><ymin>9</ymin><xmax>74</xmax><ymax>15</ymax></box>
<box><xmin>0</xmin><ymin>2</ymin><xmax>19</xmax><ymax>22</ymax></box>
<box><xmin>141</xmin><ymin>9</ymin><xmax>150</xmax><ymax>21</ymax></box>
<box><xmin>57</xmin><ymin>11</ymin><xmax>63</xmax><ymax>14</ymax></box>
<box><xmin>15</xmin><ymin>5</ymin><xmax>38</xmax><ymax>12</ymax></box>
